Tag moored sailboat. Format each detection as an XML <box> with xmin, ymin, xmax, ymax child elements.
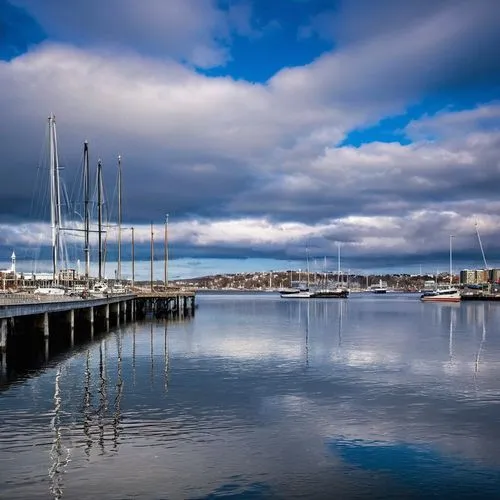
<box><xmin>420</xmin><ymin>235</ymin><xmax>461</xmax><ymax>303</ymax></box>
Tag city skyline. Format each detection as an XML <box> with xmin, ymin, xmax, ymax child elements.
<box><xmin>0</xmin><ymin>0</ymin><xmax>499</xmax><ymax>276</ymax></box>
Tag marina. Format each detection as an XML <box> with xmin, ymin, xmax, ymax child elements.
<box><xmin>0</xmin><ymin>114</ymin><xmax>196</xmax><ymax>374</ymax></box>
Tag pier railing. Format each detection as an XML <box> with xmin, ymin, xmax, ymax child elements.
<box><xmin>0</xmin><ymin>293</ymin><xmax>133</xmax><ymax>306</ymax></box>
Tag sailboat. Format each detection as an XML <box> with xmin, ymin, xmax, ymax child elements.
<box><xmin>370</xmin><ymin>279</ymin><xmax>388</xmax><ymax>294</ymax></box>
<box><xmin>420</xmin><ymin>235</ymin><xmax>461</xmax><ymax>302</ymax></box>
<box><xmin>281</xmin><ymin>245</ymin><xmax>349</xmax><ymax>299</ymax></box>
<box><xmin>34</xmin><ymin>114</ymin><xmax>69</xmax><ymax>296</ymax></box>
<box><xmin>33</xmin><ymin>115</ymin><xmax>114</xmax><ymax>296</ymax></box>
<box><xmin>281</xmin><ymin>247</ymin><xmax>313</xmax><ymax>298</ymax></box>
<box><xmin>309</xmin><ymin>245</ymin><xmax>349</xmax><ymax>298</ymax></box>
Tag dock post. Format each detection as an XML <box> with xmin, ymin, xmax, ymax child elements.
<box><xmin>43</xmin><ymin>313</ymin><xmax>50</xmax><ymax>361</ymax></box>
<box><xmin>131</xmin><ymin>299</ymin><xmax>135</xmax><ymax>321</ymax></box>
<box><xmin>123</xmin><ymin>300</ymin><xmax>128</xmax><ymax>323</ymax></box>
<box><xmin>0</xmin><ymin>319</ymin><xmax>7</xmax><ymax>353</ymax></box>
<box><xmin>68</xmin><ymin>309</ymin><xmax>75</xmax><ymax>346</ymax></box>
<box><xmin>105</xmin><ymin>303</ymin><xmax>110</xmax><ymax>331</ymax></box>
<box><xmin>43</xmin><ymin>312</ymin><xmax>49</xmax><ymax>338</ymax></box>
<box><xmin>88</xmin><ymin>306</ymin><xmax>94</xmax><ymax>339</ymax></box>
<box><xmin>1</xmin><ymin>319</ymin><xmax>7</xmax><ymax>371</ymax></box>
<box><xmin>117</xmin><ymin>302</ymin><xmax>121</xmax><ymax>327</ymax></box>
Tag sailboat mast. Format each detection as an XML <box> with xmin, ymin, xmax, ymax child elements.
<box><xmin>150</xmin><ymin>222</ymin><xmax>154</xmax><ymax>291</ymax></box>
<box><xmin>49</xmin><ymin>115</ymin><xmax>57</xmax><ymax>282</ymax></box>
<box><xmin>48</xmin><ymin>114</ymin><xmax>61</xmax><ymax>283</ymax></box>
<box><xmin>97</xmin><ymin>159</ymin><xmax>103</xmax><ymax>281</ymax></box>
<box><xmin>164</xmin><ymin>213</ymin><xmax>169</xmax><ymax>289</ymax></box>
<box><xmin>306</xmin><ymin>246</ymin><xmax>310</xmax><ymax>288</ymax></box>
<box><xmin>475</xmin><ymin>221</ymin><xmax>488</xmax><ymax>270</ymax></box>
<box><xmin>131</xmin><ymin>226</ymin><xmax>135</xmax><ymax>288</ymax></box>
<box><xmin>83</xmin><ymin>141</ymin><xmax>90</xmax><ymax>278</ymax></box>
<box><xmin>337</xmin><ymin>242</ymin><xmax>341</xmax><ymax>284</ymax></box>
<box><xmin>449</xmin><ymin>234</ymin><xmax>453</xmax><ymax>286</ymax></box>
<box><xmin>117</xmin><ymin>155</ymin><xmax>122</xmax><ymax>282</ymax></box>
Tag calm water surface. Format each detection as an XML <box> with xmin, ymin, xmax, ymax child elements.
<box><xmin>1</xmin><ymin>293</ymin><xmax>500</xmax><ymax>499</ymax></box>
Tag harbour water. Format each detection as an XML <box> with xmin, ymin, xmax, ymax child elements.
<box><xmin>1</xmin><ymin>292</ymin><xmax>500</xmax><ymax>499</ymax></box>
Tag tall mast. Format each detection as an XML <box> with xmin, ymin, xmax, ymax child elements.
<box><xmin>475</xmin><ymin>221</ymin><xmax>488</xmax><ymax>270</ymax></box>
<box><xmin>117</xmin><ymin>155</ymin><xmax>122</xmax><ymax>282</ymax></box>
<box><xmin>131</xmin><ymin>227</ymin><xmax>135</xmax><ymax>288</ymax></box>
<box><xmin>53</xmin><ymin>120</ymin><xmax>65</xmax><ymax>271</ymax></box>
<box><xmin>83</xmin><ymin>141</ymin><xmax>90</xmax><ymax>278</ymax></box>
<box><xmin>150</xmin><ymin>222</ymin><xmax>154</xmax><ymax>291</ymax></box>
<box><xmin>306</xmin><ymin>246</ymin><xmax>310</xmax><ymax>288</ymax></box>
<box><xmin>97</xmin><ymin>159</ymin><xmax>103</xmax><ymax>281</ymax></box>
<box><xmin>324</xmin><ymin>256</ymin><xmax>327</xmax><ymax>286</ymax></box>
<box><xmin>48</xmin><ymin>114</ymin><xmax>62</xmax><ymax>283</ymax></box>
<box><xmin>449</xmin><ymin>234</ymin><xmax>453</xmax><ymax>286</ymax></box>
<box><xmin>164</xmin><ymin>213</ymin><xmax>169</xmax><ymax>290</ymax></box>
<box><xmin>337</xmin><ymin>242</ymin><xmax>341</xmax><ymax>284</ymax></box>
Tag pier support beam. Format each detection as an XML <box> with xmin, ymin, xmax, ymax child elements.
<box><xmin>43</xmin><ymin>312</ymin><xmax>50</xmax><ymax>361</ymax></box>
<box><xmin>43</xmin><ymin>312</ymin><xmax>49</xmax><ymax>338</ymax></box>
<box><xmin>105</xmin><ymin>304</ymin><xmax>110</xmax><ymax>332</ymax></box>
<box><xmin>0</xmin><ymin>319</ymin><xmax>7</xmax><ymax>353</ymax></box>
<box><xmin>67</xmin><ymin>309</ymin><xmax>75</xmax><ymax>346</ymax></box>
<box><xmin>123</xmin><ymin>301</ymin><xmax>128</xmax><ymax>323</ymax></box>
<box><xmin>88</xmin><ymin>306</ymin><xmax>94</xmax><ymax>339</ymax></box>
<box><xmin>116</xmin><ymin>302</ymin><xmax>121</xmax><ymax>327</ymax></box>
<box><xmin>88</xmin><ymin>306</ymin><xmax>94</xmax><ymax>326</ymax></box>
<box><xmin>1</xmin><ymin>319</ymin><xmax>7</xmax><ymax>372</ymax></box>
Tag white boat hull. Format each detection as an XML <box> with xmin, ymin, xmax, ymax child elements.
<box><xmin>420</xmin><ymin>289</ymin><xmax>461</xmax><ymax>302</ymax></box>
<box><xmin>280</xmin><ymin>291</ymin><xmax>314</xmax><ymax>299</ymax></box>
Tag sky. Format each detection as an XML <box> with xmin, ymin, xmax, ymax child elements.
<box><xmin>0</xmin><ymin>0</ymin><xmax>499</xmax><ymax>279</ymax></box>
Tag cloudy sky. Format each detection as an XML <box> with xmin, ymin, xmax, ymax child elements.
<box><xmin>0</xmin><ymin>0</ymin><xmax>499</xmax><ymax>278</ymax></box>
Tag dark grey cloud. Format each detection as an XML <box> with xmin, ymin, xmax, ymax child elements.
<box><xmin>297</xmin><ymin>0</ymin><xmax>500</xmax><ymax>102</ymax></box>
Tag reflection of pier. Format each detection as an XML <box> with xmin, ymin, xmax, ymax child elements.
<box><xmin>45</xmin><ymin>318</ymin><xmax>171</xmax><ymax>498</ymax></box>
<box><xmin>49</xmin><ymin>366</ymin><xmax>70</xmax><ymax>500</ymax></box>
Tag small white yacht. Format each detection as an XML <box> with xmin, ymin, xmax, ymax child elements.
<box><xmin>34</xmin><ymin>286</ymin><xmax>66</xmax><ymax>296</ymax></box>
<box><xmin>280</xmin><ymin>290</ymin><xmax>314</xmax><ymax>299</ymax></box>
<box><xmin>370</xmin><ymin>279</ymin><xmax>388</xmax><ymax>294</ymax></box>
<box><xmin>110</xmin><ymin>282</ymin><xmax>127</xmax><ymax>294</ymax></box>
<box><xmin>89</xmin><ymin>281</ymin><xmax>109</xmax><ymax>297</ymax></box>
<box><xmin>420</xmin><ymin>287</ymin><xmax>461</xmax><ymax>302</ymax></box>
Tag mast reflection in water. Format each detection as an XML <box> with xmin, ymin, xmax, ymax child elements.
<box><xmin>0</xmin><ymin>294</ymin><xmax>500</xmax><ymax>499</ymax></box>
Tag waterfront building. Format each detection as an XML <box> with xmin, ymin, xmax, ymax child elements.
<box><xmin>460</xmin><ymin>269</ymin><xmax>476</xmax><ymax>285</ymax></box>
<box><xmin>489</xmin><ymin>269</ymin><xmax>500</xmax><ymax>283</ymax></box>
<box><xmin>475</xmin><ymin>269</ymin><xmax>489</xmax><ymax>284</ymax></box>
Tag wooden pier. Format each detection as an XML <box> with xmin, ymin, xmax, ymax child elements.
<box><xmin>134</xmin><ymin>289</ymin><xmax>196</xmax><ymax>318</ymax></box>
<box><xmin>0</xmin><ymin>289</ymin><xmax>195</xmax><ymax>370</ymax></box>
